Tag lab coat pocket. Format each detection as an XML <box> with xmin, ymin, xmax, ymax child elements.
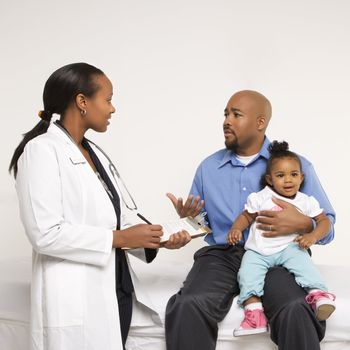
<box><xmin>69</xmin><ymin>156</ymin><xmax>86</xmax><ymax>165</ymax></box>
<box><xmin>44</xmin><ymin>259</ymin><xmax>84</xmax><ymax>327</ymax></box>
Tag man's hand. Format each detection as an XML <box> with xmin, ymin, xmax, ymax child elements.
<box><xmin>227</xmin><ymin>229</ymin><xmax>242</xmax><ymax>245</ymax></box>
<box><xmin>162</xmin><ymin>230</ymin><xmax>192</xmax><ymax>249</ymax></box>
<box><xmin>166</xmin><ymin>193</ymin><xmax>204</xmax><ymax>218</ymax></box>
<box><xmin>256</xmin><ymin>197</ymin><xmax>313</xmax><ymax>237</ymax></box>
<box><xmin>294</xmin><ymin>233</ymin><xmax>317</xmax><ymax>249</ymax></box>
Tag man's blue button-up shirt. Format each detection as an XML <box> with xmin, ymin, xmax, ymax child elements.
<box><xmin>190</xmin><ymin>138</ymin><xmax>335</xmax><ymax>246</ymax></box>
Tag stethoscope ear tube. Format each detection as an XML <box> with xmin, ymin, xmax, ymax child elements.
<box><xmin>87</xmin><ymin>139</ymin><xmax>138</xmax><ymax>211</ymax></box>
<box><xmin>54</xmin><ymin>121</ymin><xmax>138</xmax><ymax>211</ymax></box>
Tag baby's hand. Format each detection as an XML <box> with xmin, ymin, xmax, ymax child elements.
<box><xmin>294</xmin><ymin>233</ymin><xmax>317</xmax><ymax>249</ymax></box>
<box><xmin>227</xmin><ymin>229</ymin><xmax>242</xmax><ymax>245</ymax></box>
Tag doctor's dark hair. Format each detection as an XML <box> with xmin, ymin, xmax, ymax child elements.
<box><xmin>260</xmin><ymin>140</ymin><xmax>303</xmax><ymax>188</ymax></box>
<box><xmin>9</xmin><ymin>62</ymin><xmax>104</xmax><ymax>177</ymax></box>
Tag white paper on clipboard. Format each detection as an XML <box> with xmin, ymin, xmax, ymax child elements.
<box><xmin>160</xmin><ymin>215</ymin><xmax>211</xmax><ymax>243</ymax></box>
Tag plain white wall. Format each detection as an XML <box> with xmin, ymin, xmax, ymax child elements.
<box><xmin>1</xmin><ymin>0</ymin><xmax>349</xmax><ymax>266</ymax></box>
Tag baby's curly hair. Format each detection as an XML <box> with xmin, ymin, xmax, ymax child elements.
<box><xmin>260</xmin><ymin>140</ymin><xmax>303</xmax><ymax>188</ymax></box>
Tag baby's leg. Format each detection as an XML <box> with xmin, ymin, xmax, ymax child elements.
<box><xmin>237</xmin><ymin>250</ymin><xmax>271</xmax><ymax>305</ymax></box>
<box><xmin>280</xmin><ymin>243</ymin><xmax>336</xmax><ymax>320</ymax></box>
<box><xmin>234</xmin><ymin>250</ymin><xmax>271</xmax><ymax>336</ymax></box>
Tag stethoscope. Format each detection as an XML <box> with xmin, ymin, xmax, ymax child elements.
<box><xmin>86</xmin><ymin>139</ymin><xmax>138</xmax><ymax>211</ymax></box>
<box><xmin>54</xmin><ymin>122</ymin><xmax>207</xmax><ymax>229</ymax></box>
<box><xmin>54</xmin><ymin>121</ymin><xmax>146</xmax><ymax>219</ymax></box>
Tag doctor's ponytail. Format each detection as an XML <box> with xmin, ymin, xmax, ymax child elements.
<box><xmin>9</xmin><ymin>63</ymin><xmax>104</xmax><ymax>177</ymax></box>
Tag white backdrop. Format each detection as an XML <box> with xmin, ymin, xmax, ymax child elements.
<box><xmin>0</xmin><ymin>0</ymin><xmax>349</xmax><ymax>266</ymax></box>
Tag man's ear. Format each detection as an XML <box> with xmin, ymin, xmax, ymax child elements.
<box><xmin>75</xmin><ymin>93</ymin><xmax>87</xmax><ymax>111</ymax></box>
<box><xmin>257</xmin><ymin>115</ymin><xmax>266</xmax><ymax>131</ymax></box>
<box><xmin>265</xmin><ymin>174</ymin><xmax>273</xmax><ymax>186</ymax></box>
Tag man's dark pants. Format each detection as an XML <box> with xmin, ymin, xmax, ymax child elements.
<box><xmin>165</xmin><ymin>245</ymin><xmax>325</xmax><ymax>350</ymax></box>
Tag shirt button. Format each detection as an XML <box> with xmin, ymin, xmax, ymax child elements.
<box><xmin>243</xmin><ymin>187</ymin><xmax>246</xmax><ymax>191</ymax></box>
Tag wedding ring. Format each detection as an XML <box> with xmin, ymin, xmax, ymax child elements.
<box><xmin>269</xmin><ymin>225</ymin><xmax>272</xmax><ymax>231</ymax></box>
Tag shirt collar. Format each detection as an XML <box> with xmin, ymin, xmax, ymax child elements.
<box><xmin>218</xmin><ymin>136</ymin><xmax>271</xmax><ymax>168</ymax></box>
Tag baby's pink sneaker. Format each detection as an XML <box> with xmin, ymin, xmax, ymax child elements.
<box><xmin>306</xmin><ymin>290</ymin><xmax>336</xmax><ymax>321</ymax></box>
<box><xmin>233</xmin><ymin>308</ymin><xmax>268</xmax><ymax>337</ymax></box>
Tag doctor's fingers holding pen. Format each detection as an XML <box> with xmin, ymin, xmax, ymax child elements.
<box><xmin>113</xmin><ymin>224</ymin><xmax>163</xmax><ymax>249</ymax></box>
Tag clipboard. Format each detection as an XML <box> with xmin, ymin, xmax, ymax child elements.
<box><xmin>122</xmin><ymin>213</ymin><xmax>211</xmax><ymax>249</ymax></box>
<box><xmin>159</xmin><ymin>213</ymin><xmax>212</xmax><ymax>243</ymax></box>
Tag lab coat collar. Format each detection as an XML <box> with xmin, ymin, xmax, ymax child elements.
<box><xmin>47</xmin><ymin>122</ymin><xmax>77</xmax><ymax>146</ymax></box>
<box><xmin>46</xmin><ymin>122</ymin><xmax>88</xmax><ymax>164</ymax></box>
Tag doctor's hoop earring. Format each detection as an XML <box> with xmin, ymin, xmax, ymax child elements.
<box><xmin>80</xmin><ymin>109</ymin><xmax>87</xmax><ymax>116</ymax></box>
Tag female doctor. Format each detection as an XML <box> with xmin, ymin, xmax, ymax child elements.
<box><xmin>9</xmin><ymin>62</ymin><xmax>190</xmax><ymax>350</ymax></box>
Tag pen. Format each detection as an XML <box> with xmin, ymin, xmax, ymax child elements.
<box><xmin>137</xmin><ymin>212</ymin><xmax>153</xmax><ymax>225</ymax></box>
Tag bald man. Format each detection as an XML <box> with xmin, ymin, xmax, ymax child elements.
<box><xmin>165</xmin><ymin>91</ymin><xmax>335</xmax><ymax>350</ymax></box>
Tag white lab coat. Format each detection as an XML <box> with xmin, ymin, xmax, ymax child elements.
<box><xmin>16</xmin><ymin>123</ymin><xmax>158</xmax><ymax>350</ymax></box>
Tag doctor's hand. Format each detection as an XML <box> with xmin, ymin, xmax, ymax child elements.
<box><xmin>256</xmin><ymin>197</ymin><xmax>313</xmax><ymax>238</ymax></box>
<box><xmin>166</xmin><ymin>193</ymin><xmax>204</xmax><ymax>218</ymax></box>
<box><xmin>162</xmin><ymin>230</ymin><xmax>192</xmax><ymax>249</ymax></box>
<box><xmin>113</xmin><ymin>224</ymin><xmax>163</xmax><ymax>249</ymax></box>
